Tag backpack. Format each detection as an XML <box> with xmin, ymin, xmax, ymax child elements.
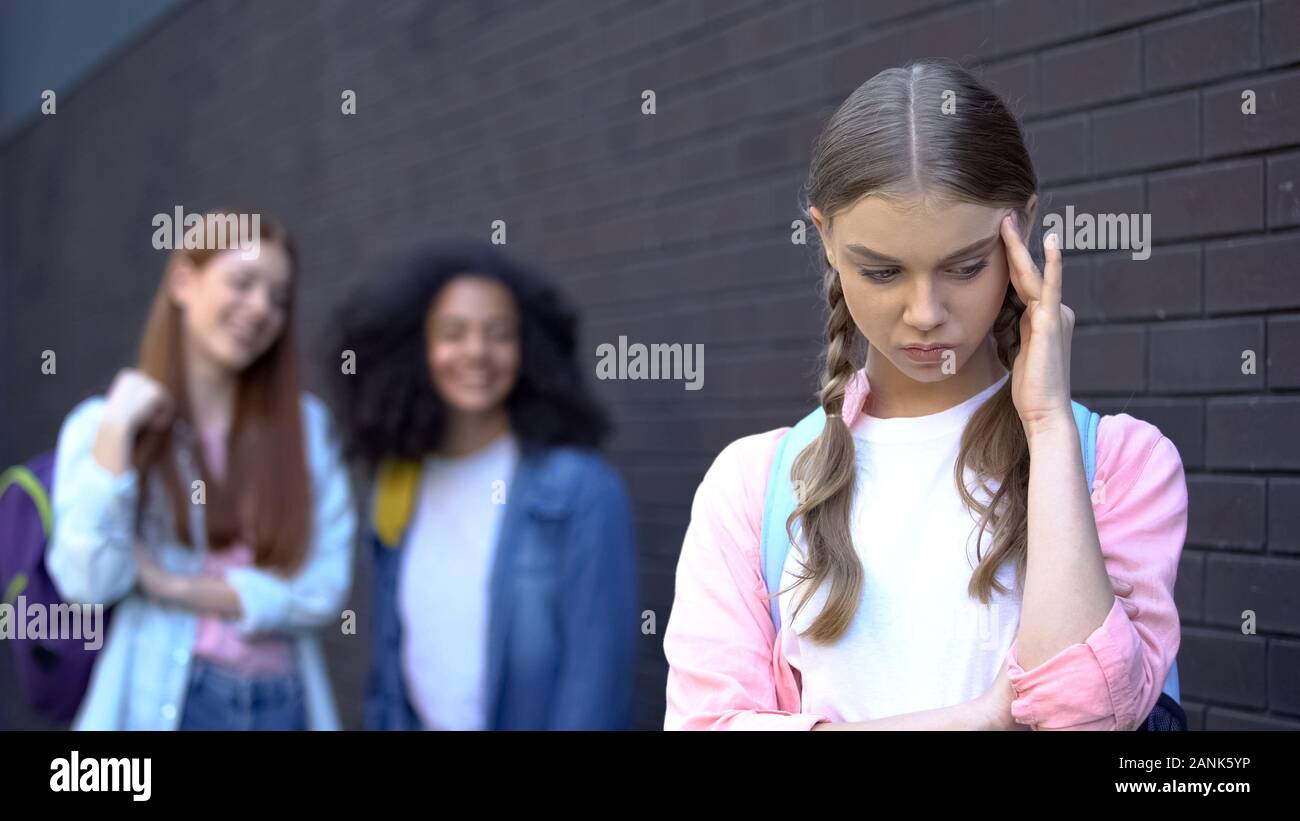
<box><xmin>759</xmin><ymin>399</ymin><xmax>1187</xmax><ymax>731</ymax></box>
<box><xmin>0</xmin><ymin>453</ymin><xmax>112</xmax><ymax>723</ymax></box>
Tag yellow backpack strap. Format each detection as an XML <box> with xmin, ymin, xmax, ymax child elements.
<box><xmin>372</xmin><ymin>458</ymin><xmax>422</xmax><ymax>548</ymax></box>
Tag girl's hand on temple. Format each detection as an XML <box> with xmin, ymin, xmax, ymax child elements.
<box><xmin>1000</xmin><ymin>214</ymin><xmax>1076</xmax><ymax>442</ymax></box>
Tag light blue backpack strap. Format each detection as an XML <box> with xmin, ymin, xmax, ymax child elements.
<box><xmin>1162</xmin><ymin>662</ymin><xmax>1181</xmax><ymax>702</ymax></box>
<box><xmin>1072</xmin><ymin>399</ymin><xmax>1181</xmax><ymax>704</ymax></box>
<box><xmin>760</xmin><ymin>407</ymin><xmax>827</xmax><ymax>631</ymax></box>
<box><xmin>1070</xmin><ymin>400</ymin><xmax>1100</xmax><ymax>494</ymax></box>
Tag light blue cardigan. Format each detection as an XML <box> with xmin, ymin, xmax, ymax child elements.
<box><xmin>45</xmin><ymin>393</ymin><xmax>357</xmax><ymax>730</ymax></box>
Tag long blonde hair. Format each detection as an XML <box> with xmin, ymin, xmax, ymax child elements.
<box><xmin>786</xmin><ymin>59</ymin><xmax>1038</xmax><ymax>643</ymax></box>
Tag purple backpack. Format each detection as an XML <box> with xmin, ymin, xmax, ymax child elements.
<box><xmin>0</xmin><ymin>452</ymin><xmax>111</xmax><ymax>722</ymax></box>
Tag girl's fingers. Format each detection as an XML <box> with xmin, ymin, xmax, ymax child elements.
<box><xmin>1042</xmin><ymin>230</ymin><xmax>1063</xmax><ymax>313</ymax></box>
<box><xmin>1000</xmin><ymin>214</ymin><xmax>1041</xmax><ymax>306</ymax></box>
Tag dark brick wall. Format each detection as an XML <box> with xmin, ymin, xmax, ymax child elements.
<box><xmin>1</xmin><ymin>0</ymin><xmax>1297</xmax><ymax>730</ymax></box>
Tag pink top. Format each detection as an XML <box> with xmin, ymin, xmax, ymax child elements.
<box><xmin>663</xmin><ymin>367</ymin><xmax>1188</xmax><ymax>730</ymax></box>
<box><xmin>191</xmin><ymin>424</ymin><xmax>294</xmax><ymax>676</ymax></box>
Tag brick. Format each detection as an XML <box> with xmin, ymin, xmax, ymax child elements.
<box><xmin>977</xmin><ymin>55</ymin><xmax>1038</xmax><ymax>119</ymax></box>
<box><xmin>1181</xmin><ymin>699</ymin><xmax>1208</xmax><ymax>730</ymax></box>
<box><xmin>1089</xmin><ymin>244</ymin><xmax>1202</xmax><ymax>321</ymax></box>
<box><xmin>697</xmin><ymin>349</ymin><xmax>820</xmax><ymax>400</ymax></box>
<box><xmin>1267</xmin><ymin>314</ymin><xmax>1300</xmax><ymax>388</ymax></box>
<box><xmin>1186</xmin><ymin>475</ymin><xmax>1267</xmax><ymax>550</ymax></box>
<box><xmin>1042</xmin><ymin>176</ymin><xmax>1146</xmax><ymax>225</ymax></box>
<box><xmin>1204</xmin><ymin>706</ymin><xmax>1300</xmax><ymax>729</ymax></box>
<box><xmin>1071</xmin><ymin>325</ymin><xmax>1146</xmax><ymax>394</ymax></box>
<box><xmin>1091</xmin><ymin>92</ymin><xmax>1199</xmax><ymax>175</ymax></box>
<box><xmin>1027</xmin><ymin>114</ymin><xmax>1089</xmax><ymax>185</ymax></box>
<box><xmin>1148</xmin><ymin>317</ymin><xmax>1264</xmax><ymax>393</ymax></box>
<box><xmin>992</xmin><ymin>0</ymin><xmax>1087</xmax><ymax>53</ymax></box>
<box><xmin>1175</xmin><ymin>548</ymin><xmax>1205</xmax><ymax>622</ymax></box>
<box><xmin>1204</xmin><ymin>554</ymin><xmax>1300</xmax><ymax>634</ymax></box>
<box><xmin>1206</xmin><ymin>397</ymin><xmax>1300</xmax><ymax>470</ymax></box>
<box><xmin>576</xmin><ymin>239</ymin><xmax>807</xmax><ymax>305</ymax></box>
<box><xmin>587</xmin><ymin>288</ymin><xmax>822</xmax><ymax>349</ymax></box>
<box><xmin>1064</xmin><ymin>255</ymin><xmax>1099</xmax><ymax>320</ymax></box>
<box><xmin>892</xmin><ymin>2</ymin><xmax>998</xmax><ymax>64</ymax></box>
<box><xmin>1147</xmin><ymin>159</ymin><xmax>1264</xmax><ymax>241</ymax></box>
<box><xmin>661</xmin><ymin>5</ymin><xmax>825</xmax><ymax>90</ymax></box>
<box><xmin>634</xmin><ymin>520</ymin><xmax>695</xmax><ymax>560</ymax></box>
<box><xmin>1266</xmin><ymin>150</ymin><xmax>1300</xmax><ymax>228</ymax></box>
<box><xmin>623</xmin><ymin>466</ymin><xmax>709</xmax><ymax>510</ymax></box>
<box><xmin>1263</xmin><ymin>0</ymin><xmax>1300</xmax><ymax>67</ymax></box>
<box><xmin>1203</xmin><ymin>69</ymin><xmax>1300</xmax><ymax>158</ymax></box>
<box><xmin>1205</xmin><ymin>233</ymin><xmax>1300</xmax><ymax>314</ymax></box>
<box><xmin>1179</xmin><ymin>627</ymin><xmax>1267</xmax><ymax>708</ymax></box>
<box><xmin>1268</xmin><ymin>479</ymin><xmax>1300</xmax><ymax>555</ymax></box>
<box><xmin>608</xmin><ymin>408</ymin><xmax>806</xmax><ymax>456</ymax></box>
<box><xmin>1039</xmin><ymin>31</ymin><xmax>1142</xmax><ymax>115</ymax></box>
<box><xmin>1142</xmin><ymin>2</ymin><xmax>1260</xmax><ymax>93</ymax></box>
<box><xmin>1080</xmin><ymin>0</ymin><xmax>1199</xmax><ymax>32</ymax></box>
<box><xmin>828</xmin><ymin>4</ymin><xmax>995</xmax><ymax>93</ymax></box>
<box><xmin>797</xmin><ymin>0</ymin><xmax>949</xmax><ymax>32</ymax></box>
<box><xmin>1269</xmin><ymin>638</ymin><xmax>1300</xmax><ymax>716</ymax></box>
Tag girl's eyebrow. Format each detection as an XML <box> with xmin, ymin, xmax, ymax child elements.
<box><xmin>845</xmin><ymin>233</ymin><xmax>1000</xmax><ymax>266</ymax></box>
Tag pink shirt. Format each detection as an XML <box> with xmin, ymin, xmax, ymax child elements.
<box><xmin>663</xmin><ymin>367</ymin><xmax>1187</xmax><ymax>730</ymax></box>
<box><xmin>191</xmin><ymin>424</ymin><xmax>294</xmax><ymax>676</ymax></box>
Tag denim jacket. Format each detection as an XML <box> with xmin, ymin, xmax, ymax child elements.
<box><xmin>363</xmin><ymin>444</ymin><xmax>638</xmax><ymax>730</ymax></box>
<box><xmin>45</xmin><ymin>393</ymin><xmax>357</xmax><ymax>730</ymax></box>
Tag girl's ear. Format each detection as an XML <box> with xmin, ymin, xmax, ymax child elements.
<box><xmin>809</xmin><ymin>205</ymin><xmax>826</xmax><ymax>233</ymax></box>
<box><xmin>808</xmin><ymin>206</ymin><xmax>835</xmax><ymax>270</ymax></box>
<box><xmin>1019</xmin><ymin>194</ymin><xmax>1039</xmax><ymax>235</ymax></box>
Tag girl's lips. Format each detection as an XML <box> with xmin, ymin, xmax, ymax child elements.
<box><xmin>451</xmin><ymin>374</ymin><xmax>496</xmax><ymax>389</ymax></box>
<box><xmin>224</xmin><ymin>318</ymin><xmax>263</xmax><ymax>347</ymax></box>
<box><xmin>227</xmin><ymin>329</ymin><xmax>258</xmax><ymax>349</ymax></box>
<box><xmin>902</xmin><ymin>345</ymin><xmax>954</xmax><ymax>364</ymax></box>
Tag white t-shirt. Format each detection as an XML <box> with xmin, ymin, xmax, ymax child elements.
<box><xmin>398</xmin><ymin>431</ymin><xmax>519</xmax><ymax>730</ymax></box>
<box><xmin>779</xmin><ymin>371</ymin><xmax>1020</xmax><ymax>723</ymax></box>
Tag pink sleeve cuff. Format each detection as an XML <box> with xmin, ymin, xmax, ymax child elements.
<box><xmin>728</xmin><ymin>712</ymin><xmax>831</xmax><ymax>731</ymax></box>
<box><xmin>671</xmin><ymin>710</ymin><xmax>830</xmax><ymax>731</ymax></box>
<box><xmin>1005</xmin><ymin>596</ymin><xmax>1143</xmax><ymax>730</ymax></box>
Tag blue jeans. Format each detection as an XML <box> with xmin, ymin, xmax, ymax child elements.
<box><xmin>178</xmin><ymin>658</ymin><xmax>306</xmax><ymax>731</ymax></box>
